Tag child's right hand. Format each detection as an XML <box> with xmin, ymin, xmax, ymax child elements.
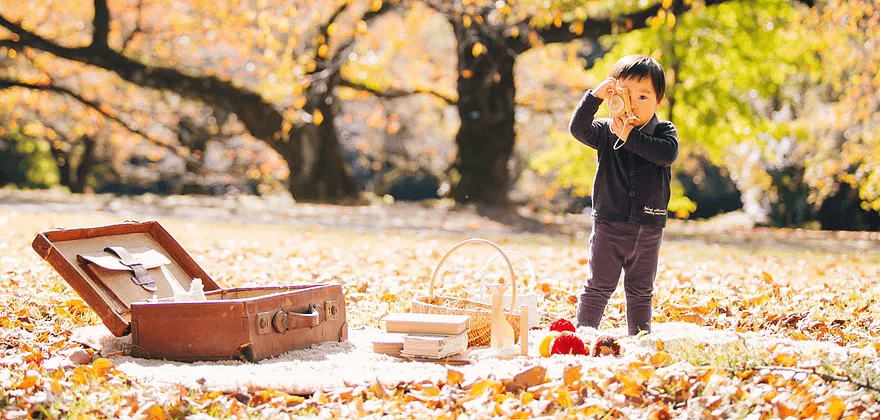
<box><xmin>592</xmin><ymin>77</ymin><xmax>617</xmax><ymax>100</ymax></box>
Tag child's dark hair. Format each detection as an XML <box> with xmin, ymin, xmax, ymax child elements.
<box><xmin>610</xmin><ymin>55</ymin><xmax>666</xmax><ymax>100</ymax></box>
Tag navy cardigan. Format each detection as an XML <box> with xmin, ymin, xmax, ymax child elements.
<box><xmin>568</xmin><ymin>90</ymin><xmax>679</xmax><ymax>227</ymax></box>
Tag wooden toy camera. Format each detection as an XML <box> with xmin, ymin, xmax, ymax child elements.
<box><xmin>608</xmin><ymin>86</ymin><xmax>633</xmax><ymax>120</ymax></box>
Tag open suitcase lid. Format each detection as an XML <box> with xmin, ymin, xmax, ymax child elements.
<box><xmin>32</xmin><ymin>220</ymin><xmax>221</xmax><ymax>337</ymax></box>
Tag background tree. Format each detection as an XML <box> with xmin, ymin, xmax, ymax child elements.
<box><xmin>796</xmin><ymin>0</ymin><xmax>880</xmax><ymax>230</ymax></box>
<box><xmin>420</xmin><ymin>0</ymin><xmax>733</xmax><ymax>206</ymax></box>
<box><xmin>0</xmin><ymin>0</ymin><xmax>398</xmax><ymax>201</ymax></box>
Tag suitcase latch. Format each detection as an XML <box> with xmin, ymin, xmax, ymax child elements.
<box><xmin>325</xmin><ymin>299</ymin><xmax>340</xmax><ymax>321</ymax></box>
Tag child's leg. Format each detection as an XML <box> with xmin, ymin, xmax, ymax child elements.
<box><xmin>621</xmin><ymin>226</ymin><xmax>664</xmax><ymax>335</ymax></box>
<box><xmin>576</xmin><ymin>221</ymin><xmax>629</xmax><ymax>328</ymax></box>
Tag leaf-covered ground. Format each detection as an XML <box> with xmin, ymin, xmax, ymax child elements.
<box><xmin>1</xmin><ymin>192</ymin><xmax>879</xmax><ymax>419</ymax></box>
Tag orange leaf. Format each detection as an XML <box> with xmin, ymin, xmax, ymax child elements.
<box><xmin>143</xmin><ymin>403</ymin><xmax>167</xmax><ymax>420</ymax></box>
<box><xmin>16</xmin><ymin>374</ymin><xmax>38</xmax><ymax>390</ymax></box>
<box><xmin>563</xmin><ymin>364</ymin><xmax>582</xmax><ymax>387</ymax></box>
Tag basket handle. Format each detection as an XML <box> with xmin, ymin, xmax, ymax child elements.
<box><xmin>429</xmin><ymin>238</ymin><xmax>517</xmax><ymax>316</ymax></box>
<box><xmin>477</xmin><ymin>251</ymin><xmax>536</xmax><ymax>303</ymax></box>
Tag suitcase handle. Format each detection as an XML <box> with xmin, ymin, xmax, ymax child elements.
<box><xmin>271</xmin><ymin>304</ymin><xmax>320</xmax><ymax>333</ymax></box>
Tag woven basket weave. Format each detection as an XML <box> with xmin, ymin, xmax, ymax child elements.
<box><xmin>411</xmin><ymin>238</ymin><xmax>520</xmax><ymax>347</ymax></box>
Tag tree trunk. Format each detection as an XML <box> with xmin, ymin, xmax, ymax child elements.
<box><xmin>73</xmin><ymin>135</ymin><xmax>96</xmax><ymax>193</ymax></box>
<box><xmin>449</xmin><ymin>22</ymin><xmax>517</xmax><ymax>205</ymax></box>
<box><xmin>280</xmin><ymin>69</ymin><xmax>359</xmax><ymax>201</ymax></box>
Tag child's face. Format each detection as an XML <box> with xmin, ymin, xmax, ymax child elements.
<box><xmin>616</xmin><ymin>76</ymin><xmax>662</xmax><ymax>126</ymax></box>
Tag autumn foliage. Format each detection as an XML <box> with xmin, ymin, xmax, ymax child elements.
<box><xmin>1</xmin><ymin>202</ymin><xmax>879</xmax><ymax>418</ymax></box>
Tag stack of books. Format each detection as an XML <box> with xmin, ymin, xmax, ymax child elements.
<box><xmin>373</xmin><ymin>313</ymin><xmax>470</xmax><ymax>359</ymax></box>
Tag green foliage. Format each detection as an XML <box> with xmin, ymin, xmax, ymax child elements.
<box><xmin>799</xmin><ymin>0</ymin><xmax>880</xmax><ymax>212</ymax></box>
<box><xmin>0</xmin><ymin>132</ymin><xmax>59</xmax><ymax>189</ymax></box>
<box><xmin>531</xmin><ymin>128</ymin><xmax>596</xmax><ymax>198</ymax></box>
<box><xmin>536</xmin><ymin>0</ymin><xmax>818</xmax><ymax>220</ymax></box>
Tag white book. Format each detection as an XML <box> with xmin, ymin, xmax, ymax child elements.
<box><xmin>401</xmin><ymin>330</ymin><xmax>468</xmax><ymax>359</ymax></box>
<box><xmin>382</xmin><ymin>313</ymin><xmax>471</xmax><ymax>335</ymax></box>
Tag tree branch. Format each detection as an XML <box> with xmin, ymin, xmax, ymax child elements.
<box><xmin>121</xmin><ymin>0</ymin><xmax>146</xmax><ymax>52</ymax></box>
<box><xmin>527</xmin><ymin>0</ymin><xmax>732</xmax><ymax>51</ymax></box>
<box><xmin>339</xmin><ymin>78</ymin><xmax>456</xmax><ymax>105</ymax></box>
<box><xmin>0</xmin><ymin>78</ymin><xmax>196</xmax><ymax>163</ymax></box>
<box><xmin>0</xmin><ymin>13</ymin><xmax>285</xmax><ymax>143</ymax></box>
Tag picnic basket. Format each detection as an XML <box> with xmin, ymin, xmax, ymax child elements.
<box><xmin>411</xmin><ymin>238</ymin><xmax>521</xmax><ymax>347</ymax></box>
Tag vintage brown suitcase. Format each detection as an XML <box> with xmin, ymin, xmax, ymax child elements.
<box><xmin>32</xmin><ymin>220</ymin><xmax>347</xmax><ymax>362</ymax></box>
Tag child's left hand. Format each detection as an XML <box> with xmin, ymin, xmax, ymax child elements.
<box><xmin>611</xmin><ymin>115</ymin><xmax>639</xmax><ymax>142</ymax></box>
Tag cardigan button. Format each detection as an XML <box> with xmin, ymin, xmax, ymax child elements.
<box><xmin>629</xmin><ymin>170</ymin><xmax>635</xmax><ymax>176</ymax></box>
<box><xmin>629</xmin><ymin>191</ymin><xmax>636</xmax><ymax>197</ymax></box>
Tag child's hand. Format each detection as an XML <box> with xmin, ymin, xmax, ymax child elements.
<box><xmin>611</xmin><ymin>115</ymin><xmax>639</xmax><ymax>142</ymax></box>
<box><xmin>592</xmin><ymin>77</ymin><xmax>617</xmax><ymax>100</ymax></box>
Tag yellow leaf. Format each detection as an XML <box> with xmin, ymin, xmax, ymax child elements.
<box><xmin>380</xmin><ymin>293</ymin><xmax>396</xmax><ymax>303</ymax></box>
<box><xmin>655</xmin><ymin>339</ymin><xmax>665</xmax><ymax>351</ymax></box>
<box><xmin>313</xmin><ymin>110</ymin><xmax>324</xmax><ymax>125</ymax></box>
<box><xmin>93</xmin><ymin>358</ymin><xmax>114</xmax><ymax>376</ymax></box>
<box><xmin>470</xmin><ymin>379</ymin><xmax>501</xmax><ymax>397</ymax></box>
<box><xmin>356</xmin><ymin>20</ymin><xmax>368</xmax><ymax>34</ymax></box>
<box><xmin>463</xmin><ymin>15</ymin><xmax>471</xmax><ymax>28</ymax></box>
<box><xmin>446</xmin><ymin>369</ymin><xmax>464</xmax><ymax>386</ymax></box>
<box><xmin>293</xmin><ymin>96</ymin><xmax>307</xmax><ymax>109</ymax></box>
<box><xmin>650</xmin><ymin>351</ymin><xmax>673</xmax><ymax>367</ymax></box>
<box><xmin>762</xmin><ymin>271</ymin><xmax>773</xmax><ymax>283</ymax></box>
<box><xmin>472</xmin><ymin>43</ymin><xmax>485</xmax><ymax>57</ymax></box>
<box><xmin>317</xmin><ymin>44</ymin><xmax>329</xmax><ymax>58</ymax></box>
<box><xmin>71</xmin><ymin>365</ymin><xmax>90</xmax><ymax>385</ymax></box>
<box><xmin>571</xmin><ymin>22</ymin><xmax>584</xmax><ymax>36</ymax></box>
<box><xmin>667</xmin><ymin>12</ymin><xmax>676</xmax><ymax>28</ymax></box>
<box><xmin>774</xmin><ymin>352</ymin><xmax>796</xmax><ymax>367</ymax></box>
<box><xmin>662</xmin><ymin>0</ymin><xmax>673</xmax><ymax>8</ymax></box>
<box><xmin>23</xmin><ymin>122</ymin><xmax>45</xmax><ymax>137</ymax></box>
<box><xmin>555</xmin><ymin>388</ymin><xmax>572</xmax><ymax>408</ymax></box>
<box><xmin>371</xmin><ymin>0</ymin><xmax>382</xmax><ymax>11</ymax></box>
<box><xmin>827</xmin><ymin>396</ymin><xmax>846</xmax><ymax>420</ymax></box>
<box><xmin>461</xmin><ymin>70</ymin><xmax>473</xmax><ymax>79</ymax></box>
<box><xmin>520</xmin><ymin>391</ymin><xmax>533</xmax><ymax>405</ymax></box>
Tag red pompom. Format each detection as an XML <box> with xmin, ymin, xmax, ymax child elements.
<box><xmin>549</xmin><ymin>318</ymin><xmax>576</xmax><ymax>333</ymax></box>
<box><xmin>591</xmin><ymin>335</ymin><xmax>622</xmax><ymax>357</ymax></box>
<box><xmin>550</xmin><ymin>331</ymin><xmax>586</xmax><ymax>355</ymax></box>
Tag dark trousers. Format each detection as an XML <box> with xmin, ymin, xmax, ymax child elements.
<box><xmin>576</xmin><ymin>220</ymin><xmax>664</xmax><ymax>335</ymax></box>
